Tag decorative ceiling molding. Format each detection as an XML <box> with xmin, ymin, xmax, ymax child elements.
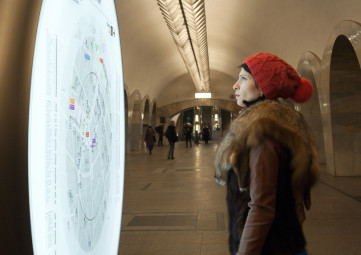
<box><xmin>157</xmin><ymin>0</ymin><xmax>210</xmax><ymax>92</ymax></box>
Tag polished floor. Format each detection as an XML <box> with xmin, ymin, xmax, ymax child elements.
<box><xmin>118</xmin><ymin>140</ymin><xmax>361</xmax><ymax>255</ymax></box>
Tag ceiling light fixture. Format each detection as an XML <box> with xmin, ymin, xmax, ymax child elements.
<box><xmin>195</xmin><ymin>92</ymin><xmax>211</xmax><ymax>98</ymax></box>
<box><xmin>157</xmin><ymin>0</ymin><xmax>210</xmax><ymax>92</ymax></box>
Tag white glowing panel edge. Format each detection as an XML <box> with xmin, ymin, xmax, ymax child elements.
<box><xmin>195</xmin><ymin>93</ymin><xmax>211</xmax><ymax>99</ymax></box>
<box><xmin>28</xmin><ymin>0</ymin><xmax>125</xmax><ymax>254</ymax></box>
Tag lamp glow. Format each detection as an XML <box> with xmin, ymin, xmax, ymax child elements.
<box><xmin>195</xmin><ymin>93</ymin><xmax>211</xmax><ymax>99</ymax></box>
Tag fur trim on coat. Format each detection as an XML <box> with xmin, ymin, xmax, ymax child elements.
<box><xmin>215</xmin><ymin>100</ymin><xmax>319</xmax><ymax>224</ymax></box>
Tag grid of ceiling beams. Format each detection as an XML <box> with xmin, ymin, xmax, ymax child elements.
<box><xmin>157</xmin><ymin>0</ymin><xmax>210</xmax><ymax>92</ymax></box>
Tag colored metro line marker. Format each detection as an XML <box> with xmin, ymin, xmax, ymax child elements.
<box><xmin>70</xmin><ymin>98</ymin><xmax>75</xmax><ymax>104</ymax></box>
<box><xmin>84</xmin><ymin>53</ymin><xmax>90</xmax><ymax>60</ymax></box>
<box><xmin>92</xmin><ymin>138</ymin><xmax>96</xmax><ymax>143</ymax></box>
<box><xmin>95</xmin><ymin>44</ymin><xmax>99</xmax><ymax>50</ymax></box>
<box><xmin>69</xmin><ymin>104</ymin><xmax>75</xmax><ymax>110</ymax></box>
<box><xmin>100</xmin><ymin>58</ymin><xmax>103</xmax><ymax>63</ymax></box>
<box><xmin>86</xmin><ymin>132</ymin><xmax>89</xmax><ymax>137</ymax></box>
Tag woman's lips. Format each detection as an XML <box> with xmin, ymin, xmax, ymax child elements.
<box><xmin>235</xmin><ymin>94</ymin><xmax>240</xmax><ymax>97</ymax></box>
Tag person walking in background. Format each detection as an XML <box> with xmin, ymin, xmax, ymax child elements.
<box><xmin>144</xmin><ymin>126</ymin><xmax>156</xmax><ymax>155</ymax></box>
<box><xmin>165</xmin><ymin>121</ymin><xmax>177</xmax><ymax>159</ymax></box>
<box><xmin>215</xmin><ymin>53</ymin><xmax>319</xmax><ymax>255</ymax></box>
<box><xmin>183</xmin><ymin>122</ymin><xmax>193</xmax><ymax>148</ymax></box>
<box><xmin>155</xmin><ymin>124</ymin><xmax>165</xmax><ymax>146</ymax></box>
<box><xmin>202</xmin><ymin>124</ymin><xmax>210</xmax><ymax>144</ymax></box>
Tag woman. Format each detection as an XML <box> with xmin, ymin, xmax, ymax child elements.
<box><xmin>144</xmin><ymin>126</ymin><xmax>156</xmax><ymax>155</ymax></box>
<box><xmin>202</xmin><ymin>124</ymin><xmax>210</xmax><ymax>144</ymax></box>
<box><xmin>215</xmin><ymin>53</ymin><xmax>319</xmax><ymax>255</ymax></box>
<box><xmin>184</xmin><ymin>122</ymin><xmax>193</xmax><ymax>148</ymax></box>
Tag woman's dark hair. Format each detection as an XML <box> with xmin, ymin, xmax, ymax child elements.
<box><xmin>239</xmin><ymin>63</ymin><xmax>252</xmax><ymax>76</ymax></box>
<box><xmin>239</xmin><ymin>63</ymin><xmax>259</xmax><ymax>90</ymax></box>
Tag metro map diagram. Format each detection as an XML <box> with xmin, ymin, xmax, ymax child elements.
<box><xmin>59</xmin><ymin>18</ymin><xmax>112</xmax><ymax>252</ymax></box>
<box><xmin>29</xmin><ymin>1</ymin><xmax>124</xmax><ymax>254</ymax></box>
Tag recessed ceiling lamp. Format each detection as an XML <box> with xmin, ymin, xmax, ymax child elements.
<box><xmin>195</xmin><ymin>92</ymin><xmax>211</xmax><ymax>98</ymax></box>
<box><xmin>157</xmin><ymin>0</ymin><xmax>210</xmax><ymax>92</ymax></box>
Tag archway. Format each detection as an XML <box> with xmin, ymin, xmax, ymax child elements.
<box><xmin>319</xmin><ymin>20</ymin><xmax>361</xmax><ymax>176</ymax></box>
<box><xmin>159</xmin><ymin>98</ymin><xmax>238</xmax><ymax>118</ymax></box>
<box><xmin>151</xmin><ymin>102</ymin><xmax>157</xmax><ymax>128</ymax></box>
<box><xmin>141</xmin><ymin>98</ymin><xmax>150</xmax><ymax>151</ymax></box>
<box><xmin>130</xmin><ymin>90</ymin><xmax>142</xmax><ymax>151</ymax></box>
<box><xmin>330</xmin><ymin>35</ymin><xmax>361</xmax><ymax>176</ymax></box>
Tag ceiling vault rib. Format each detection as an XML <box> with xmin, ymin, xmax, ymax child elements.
<box><xmin>178</xmin><ymin>0</ymin><xmax>201</xmax><ymax>83</ymax></box>
<box><xmin>157</xmin><ymin>0</ymin><xmax>210</xmax><ymax>92</ymax></box>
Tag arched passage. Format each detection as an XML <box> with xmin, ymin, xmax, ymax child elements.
<box><xmin>151</xmin><ymin>102</ymin><xmax>157</xmax><ymax>127</ymax></box>
<box><xmin>297</xmin><ymin>52</ymin><xmax>326</xmax><ymax>165</ymax></box>
<box><xmin>130</xmin><ymin>90</ymin><xmax>142</xmax><ymax>151</ymax></box>
<box><xmin>330</xmin><ymin>35</ymin><xmax>361</xmax><ymax>176</ymax></box>
<box><xmin>172</xmin><ymin>106</ymin><xmax>234</xmax><ymax>141</ymax></box>
<box><xmin>320</xmin><ymin>20</ymin><xmax>361</xmax><ymax>176</ymax></box>
<box><xmin>141</xmin><ymin>98</ymin><xmax>150</xmax><ymax>151</ymax></box>
<box><xmin>143</xmin><ymin>98</ymin><xmax>150</xmax><ymax>126</ymax></box>
<box><xmin>159</xmin><ymin>98</ymin><xmax>239</xmax><ymax>118</ymax></box>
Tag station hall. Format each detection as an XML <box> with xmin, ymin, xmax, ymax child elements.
<box><xmin>1</xmin><ymin>0</ymin><xmax>361</xmax><ymax>254</ymax></box>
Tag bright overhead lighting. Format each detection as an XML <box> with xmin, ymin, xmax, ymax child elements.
<box><xmin>195</xmin><ymin>92</ymin><xmax>211</xmax><ymax>98</ymax></box>
<box><xmin>157</xmin><ymin>0</ymin><xmax>210</xmax><ymax>92</ymax></box>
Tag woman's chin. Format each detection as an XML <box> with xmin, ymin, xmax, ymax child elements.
<box><xmin>236</xmin><ymin>99</ymin><xmax>246</xmax><ymax>107</ymax></box>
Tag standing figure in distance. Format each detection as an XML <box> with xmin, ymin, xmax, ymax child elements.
<box><xmin>155</xmin><ymin>124</ymin><xmax>165</xmax><ymax>146</ymax></box>
<box><xmin>144</xmin><ymin>126</ymin><xmax>156</xmax><ymax>155</ymax></box>
<box><xmin>183</xmin><ymin>122</ymin><xmax>193</xmax><ymax>148</ymax></box>
<box><xmin>215</xmin><ymin>53</ymin><xmax>319</xmax><ymax>255</ymax></box>
<box><xmin>202</xmin><ymin>124</ymin><xmax>210</xmax><ymax>144</ymax></box>
<box><xmin>165</xmin><ymin>121</ymin><xmax>178</xmax><ymax>159</ymax></box>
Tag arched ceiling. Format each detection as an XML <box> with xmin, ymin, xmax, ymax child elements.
<box><xmin>115</xmin><ymin>0</ymin><xmax>361</xmax><ymax>103</ymax></box>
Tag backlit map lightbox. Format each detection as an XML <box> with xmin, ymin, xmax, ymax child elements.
<box><xmin>28</xmin><ymin>0</ymin><xmax>125</xmax><ymax>254</ymax></box>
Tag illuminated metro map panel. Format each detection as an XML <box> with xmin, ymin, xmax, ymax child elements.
<box><xmin>28</xmin><ymin>0</ymin><xmax>125</xmax><ymax>254</ymax></box>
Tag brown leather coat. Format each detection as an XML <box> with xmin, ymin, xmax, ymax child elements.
<box><xmin>215</xmin><ymin>101</ymin><xmax>319</xmax><ymax>255</ymax></box>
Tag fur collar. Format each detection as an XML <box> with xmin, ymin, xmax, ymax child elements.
<box><xmin>215</xmin><ymin>100</ymin><xmax>319</xmax><ymax>221</ymax></box>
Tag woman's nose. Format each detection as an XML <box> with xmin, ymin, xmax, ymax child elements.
<box><xmin>233</xmin><ymin>81</ymin><xmax>239</xmax><ymax>90</ymax></box>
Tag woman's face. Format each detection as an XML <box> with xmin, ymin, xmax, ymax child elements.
<box><xmin>233</xmin><ymin>68</ymin><xmax>261</xmax><ymax>107</ymax></box>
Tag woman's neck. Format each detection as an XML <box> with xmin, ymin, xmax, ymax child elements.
<box><xmin>242</xmin><ymin>94</ymin><xmax>266</xmax><ymax>107</ymax></box>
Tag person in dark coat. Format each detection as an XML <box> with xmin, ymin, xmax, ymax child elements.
<box><xmin>214</xmin><ymin>53</ymin><xmax>319</xmax><ymax>255</ymax></box>
<box><xmin>144</xmin><ymin>126</ymin><xmax>156</xmax><ymax>155</ymax></box>
<box><xmin>183</xmin><ymin>122</ymin><xmax>193</xmax><ymax>148</ymax></box>
<box><xmin>155</xmin><ymin>124</ymin><xmax>165</xmax><ymax>146</ymax></box>
<box><xmin>165</xmin><ymin>121</ymin><xmax>177</xmax><ymax>159</ymax></box>
<box><xmin>202</xmin><ymin>124</ymin><xmax>210</xmax><ymax>144</ymax></box>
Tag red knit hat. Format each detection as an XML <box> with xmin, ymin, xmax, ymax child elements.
<box><xmin>243</xmin><ymin>53</ymin><xmax>313</xmax><ymax>103</ymax></box>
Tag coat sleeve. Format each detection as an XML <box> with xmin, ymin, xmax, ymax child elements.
<box><xmin>236</xmin><ymin>139</ymin><xmax>280</xmax><ymax>255</ymax></box>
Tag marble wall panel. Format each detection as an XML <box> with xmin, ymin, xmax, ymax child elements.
<box><xmin>332</xmin><ymin>133</ymin><xmax>355</xmax><ymax>154</ymax></box>
<box><xmin>354</xmin><ymin>133</ymin><xmax>361</xmax><ymax>154</ymax></box>
<box><xmin>334</xmin><ymin>153</ymin><xmax>356</xmax><ymax>176</ymax></box>
<box><xmin>333</xmin><ymin>152</ymin><xmax>361</xmax><ymax>176</ymax></box>
<box><xmin>297</xmin><ymin>52</ymin><xmax>326</xmax><ymax>164</ymax></box>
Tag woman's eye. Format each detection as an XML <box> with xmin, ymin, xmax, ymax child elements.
<box><xmin>239</xmin><ymin>76</ymin><xmax>247</xmax><ymax>80</ymax></box>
